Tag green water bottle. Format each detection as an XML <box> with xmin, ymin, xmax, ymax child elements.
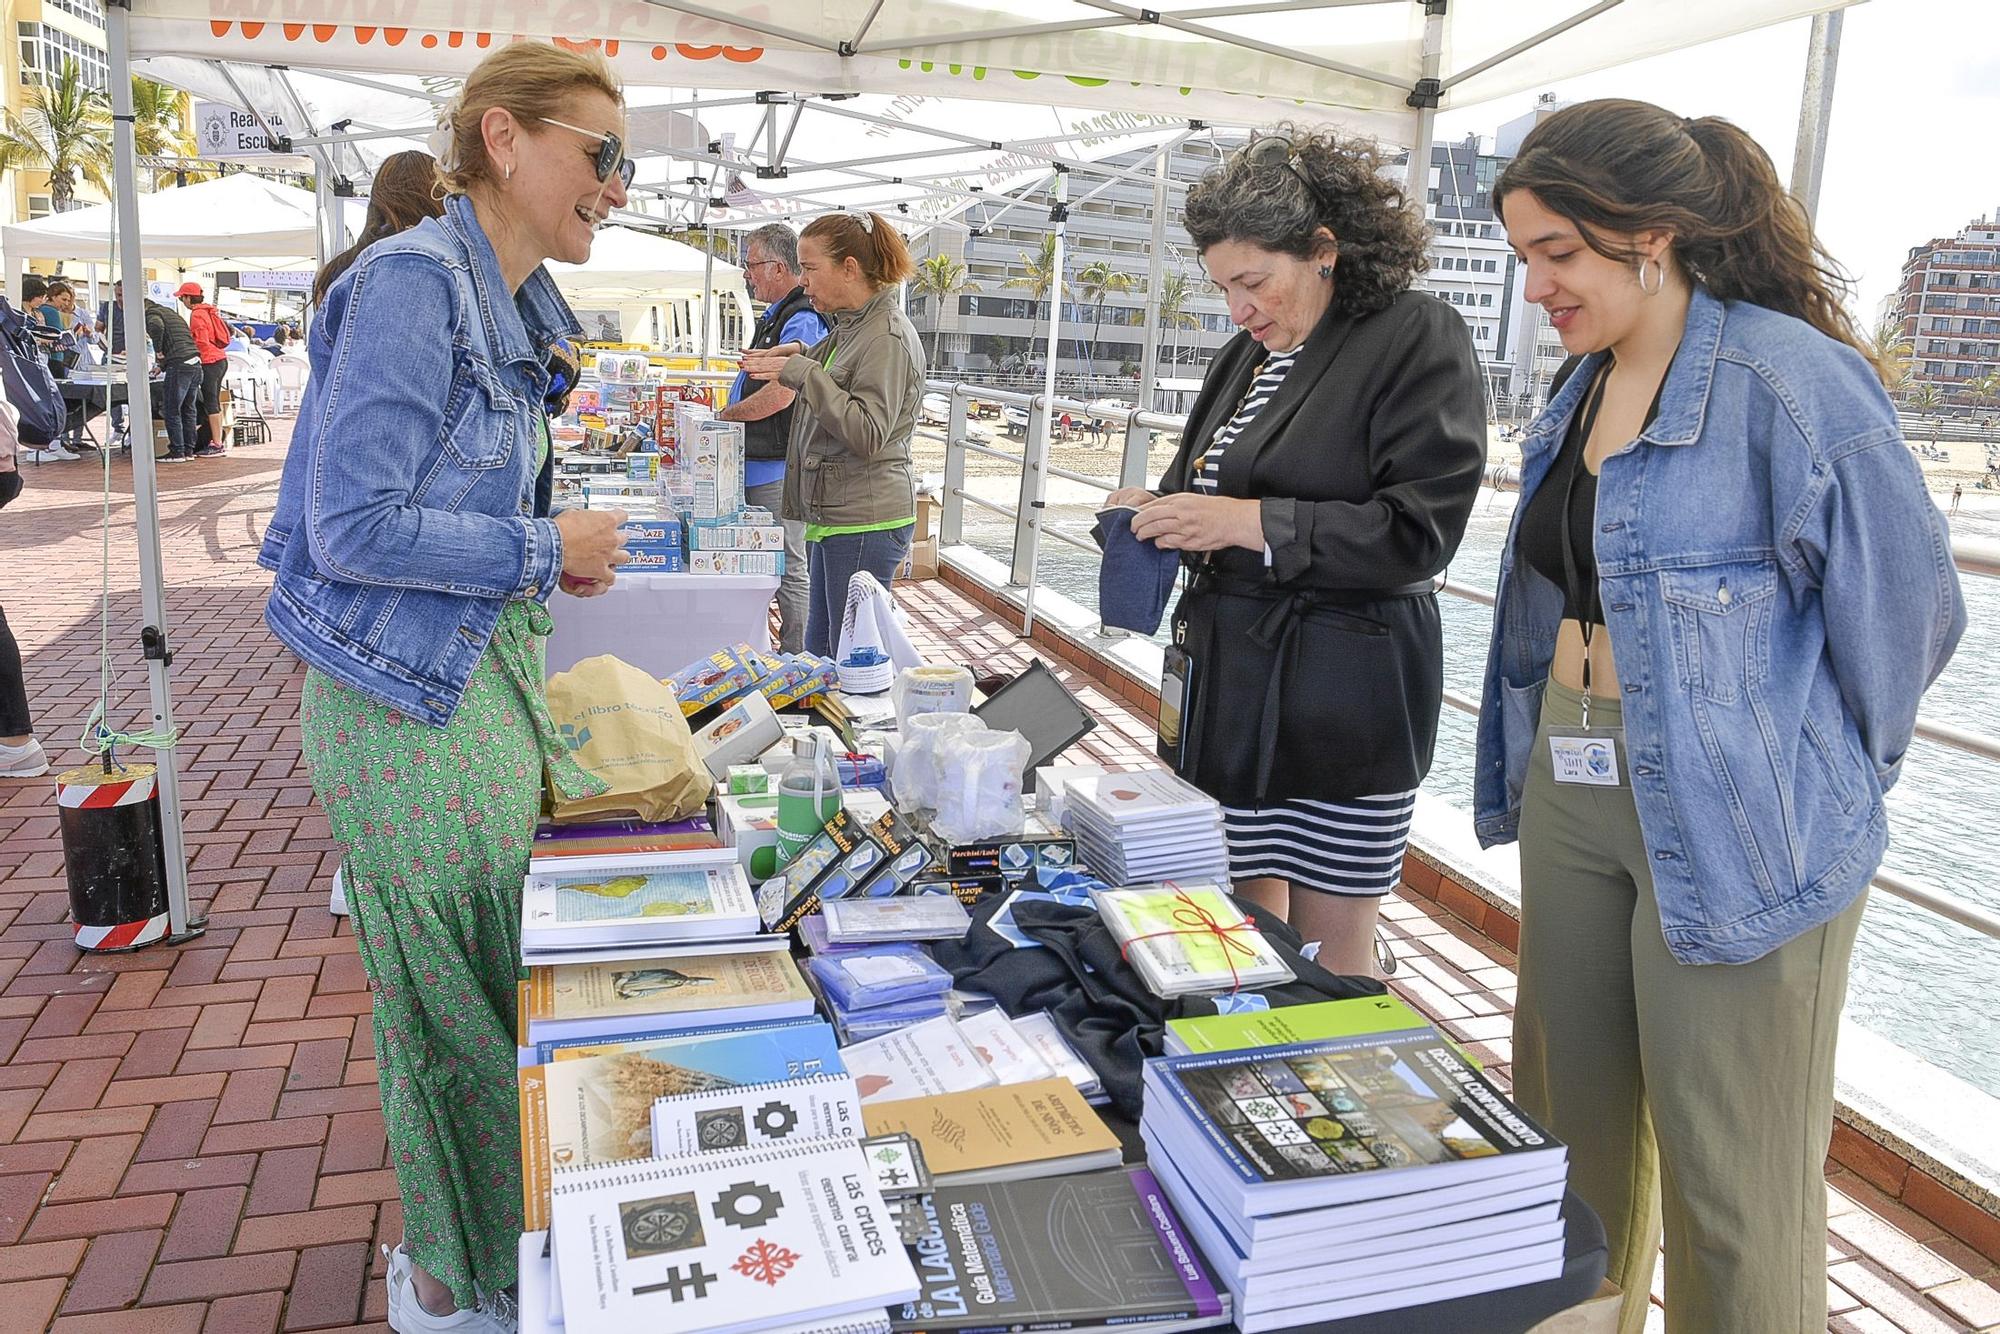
<box><xmin>774</xmin><ymin>734</ymin><xmax>842</xmax><ymax>869</ymax></box>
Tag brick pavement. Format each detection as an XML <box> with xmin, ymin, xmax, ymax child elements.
<box><xmin>0</xmin><ymin>424</ymin><xmax>1993</xmax><ymax>1331</ymax></box>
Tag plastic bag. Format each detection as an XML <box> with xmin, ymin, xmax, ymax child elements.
<box><xmin>544</xmin><ymin>654</ymin><xmax>714</xmax><ymax>823</ymax></box>
<box><xmin>891</xmin><ymin>665</ymin><xmax>974</xmax><ymax>732</ymax></box>
<box><xmin>894</xmin><ymin>712</ymin><xmax>987</xmax><ymax>812</ymax></box>
<box><xmin>931</xmin><ymin>728</ymin><xmax>1033</xmax><ymax>844</ymax></box>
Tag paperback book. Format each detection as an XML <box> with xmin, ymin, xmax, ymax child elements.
<box><xmin>520</xmin><ymin>949</ymin><xmax>814</xmax><ymax>1046</ymax></box>
<box><xmin>652</xmin><ymin>1073</ymin><xmax>865</xmax><ymax>1156</ymax></box>
<box><xmin>842</xmin><ymin>1015</ymin><xmax>999</xmax><ymax>1104</ymax></box>
<box><xmin>1162</xmin><ymin>996</ymin><xmax>1430</xmax><ymax>1056</ymax></box>
<box><xmin>523</xmin><ymin>861</ymin><xmax>759</xmax><ymax>949</ymax></box>
<box><xmin>859</xmin><ymin>1078</ymin><xmax>1121</xmax><ymax>1185</ymax></box>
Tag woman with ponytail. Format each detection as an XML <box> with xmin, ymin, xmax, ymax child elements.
<box><xmin>310</xmin><ymin>149</ymin><xmax>447</xmax><ymax>307</ymax></box>
<box><xmin>740</xmin><ymin>210</ymin><xmax>924</xmax><ymax>656</ymax></box>
<box><xmin>1475</xmin><ymin>100</ymin><xmax>1964</xmax><ymax>1332</ymax></box>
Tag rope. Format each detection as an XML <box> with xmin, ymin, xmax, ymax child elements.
<box><xmin>76</xmin><ymin>414</ymin><xmax>178</xmax><ymax>774</ymax></box>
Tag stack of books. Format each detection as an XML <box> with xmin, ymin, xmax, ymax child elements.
<box><xmin>1139</xmin><ymin>1028</ymin><xmax>1570</xmax><ymax>1330</ymax></box>
<box><xmin>518</xmin><ymin>949</ymin><xmax>817</xmax><ymax>1048</ymax></box>
<box><xmin>1059</xmin><ymin>771</ymin><xmax>1230</xmax><ymax>887</ymax></box>
<box><xmin>521</xmin><ymin>846</ymin><xmax>776</xmax><ymax>966</ymax></box>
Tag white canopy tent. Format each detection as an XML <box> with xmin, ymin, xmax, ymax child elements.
<box><xmin>100</xmin><ymin>0</ymin><xmax>1863</xmax><ymax>943</ymax></box>
<box><xmin>545</xmin><ymin>224</ymin><xmax>750</xmax><ymax>355</ymax></box>
<box><xmin>1</xmin><ymin>172</ymin><xmax>320</xmax><ymax>263</ymax></box>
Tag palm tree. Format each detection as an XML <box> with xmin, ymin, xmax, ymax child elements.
<box><xmin>1156</xmin><ymin>270</ymin><xmax>1200</xmax><ymax>368</ymax></box>
<box><xmin>910</xmin><ymin>254</ymin><xmax>975</xmax><ymax>367</ymax></box>
<box><xmin>0</xmin><ymin>59</ymin><xmax>112</xmax><ymax>211</ymax></box>
<box><xmin>130</xmin><ymin>77</ymin><xmax>205</xmax><ymax>189</ymax></box>
<box><xmin>1003</xmin><ymin>233</ymin><xmax>1065</xmax><ymax>370</ymax></box>
<box><xmin>1870</xmin><ymin>317</ymin><xmax>1914</xmax><ymax>397</ymax></box>
<box><xmin>1076</xmin><ymin>258</ymin><xmax>1136</xmax><ymax>376</ymax></box>
<box><xmin>1966</xmin><ymin>369</ymin><xmax>2000</xmax><ymax>417</ymax></box>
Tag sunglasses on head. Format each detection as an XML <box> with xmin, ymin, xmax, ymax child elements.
<box><xmin>1240</xmin><ymin>134</ymin><xmax>1320</xmax><ymax>204</ymax></box>
<box><xmin>539</xmin><ymin>116</ymin><xmax>636</xmax><ymax>190</ymax></box>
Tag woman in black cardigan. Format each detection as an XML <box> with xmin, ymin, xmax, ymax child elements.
<box><xmin>1108</xmin><ymin>127</ymin><xmax>1486</xmax><ymax>973</ymax></box>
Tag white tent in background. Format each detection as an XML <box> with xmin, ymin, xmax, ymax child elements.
<box><xmin>547</xmin><ymin>225</ymin><xmax>751</xmax><ymax>357</ymax></box>
<box><xmin>0</xmin><ymin>172</ymin><xmax>320</xmax><ymax>261</ymax></box>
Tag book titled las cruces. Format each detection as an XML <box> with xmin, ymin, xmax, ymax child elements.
<box><xmin>1144</xmin><ymin>1031</ymin><xmax>1565</xmax><ymax>1215</ymax></box>
<box><xmin>893</xmin><ymin>1166</ymin><xmax>1229</xmax><ymax>1334</ymax></box>
<box><xmin>548</xmin><ymin>1137</ymin><xmax>919</xmax><ymax>1334</ymax></box>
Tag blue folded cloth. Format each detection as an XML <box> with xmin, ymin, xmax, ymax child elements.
<box><xmin>1092</xmin><ymin>505</ymin><xmax>1181</xmax><ymax>635</ymax></box>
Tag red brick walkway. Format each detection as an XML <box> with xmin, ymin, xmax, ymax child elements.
<box><xmin>0</xmin><ymin>424</ymin><xmax>1994</xmax><ymax>1332</ymax></box>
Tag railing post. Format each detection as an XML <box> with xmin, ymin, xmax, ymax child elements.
<box><xmin>1118</xmin><ymin>414</ymin><xmax>1149</xmax><ymax>492</ymax></box>
<box><xmin>941</xmin><ymin>384</ymin><xmax>968</xmax><ymax>547</ymax></box>
<box><xmin>1011</xmin><ymin>393</ymin><xmax>1049</xmax><ymax>587</ymax></box>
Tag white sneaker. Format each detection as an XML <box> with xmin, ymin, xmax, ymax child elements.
<box><xmin>24</xmin><ymin>448</ymin><xmax>72</xmax><ymax>463</ymax></box>
<box><xmin>0</xmin><ymin>739</ymin><xmax>49</xmax><ymax>778</ymax></box>
<box><xmin>329</xmin><ymin>864</ymin><xmax>349</xmax><ymax>917</ymax></box>
<box><xmin>47</xmin><ymin>444</ymin><xmax>79</xmax><ymax>460</ymax></box>
<box><xmin>383</xmin><ymin>1244</ymin><xmax>519</xmax><ymax>1334</ymax></box>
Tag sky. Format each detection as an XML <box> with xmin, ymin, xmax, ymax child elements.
<box><xmin>1432</xmin><ymin>0</ymin><xmax>2000</xmax><ymax>326</ymax></box>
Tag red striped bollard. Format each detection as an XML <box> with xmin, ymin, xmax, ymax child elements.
<box><xmin>55</xmin><ymin>762</ymin><xmax>171</xmax><ymax>952</ymax></box>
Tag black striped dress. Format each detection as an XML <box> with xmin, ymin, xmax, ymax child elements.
<box><xmin>1191</xmin><ymin>347</ymin><xmax>1418</xmax><ymax>897</ymax></box>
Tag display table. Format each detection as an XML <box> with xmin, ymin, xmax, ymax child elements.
<box><xmin>544</xmin><ymin>571</ymin><xmax>780</xmax><ymax>678</ymax></box>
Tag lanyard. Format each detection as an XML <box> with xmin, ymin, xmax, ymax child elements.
<box><xmin>1556</xmin><ymin>356</ymin><xmax>1669</xmax><ymax>732</ymax></box>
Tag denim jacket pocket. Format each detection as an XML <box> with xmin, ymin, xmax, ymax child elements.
<box><xmin>1660</xmin><ymin>558</ymin><xmax>1778</xmax><ymax>704</ymax></box>
<box><xmin>441</xmin><ymin>355</ymin><xmax>520</xmax><ymax>471</ymax></box>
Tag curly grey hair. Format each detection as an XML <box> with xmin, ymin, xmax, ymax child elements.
<box><xmin>744</xmin><ymin>223</ymin><xmax>801</xmax><ymax>274</ymax></box>
<box><xmin>1183</xmin><ymin>124</ymin><xmax>1430</xmax><ymax>320</ymax></box>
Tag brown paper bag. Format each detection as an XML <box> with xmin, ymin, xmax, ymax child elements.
<box><xmin>544</xmin><ymin>654</ymin><xmax>714</xmax><ymax>822</ymax></box>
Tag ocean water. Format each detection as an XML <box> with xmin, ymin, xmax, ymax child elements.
<box><xmin>957</xmin><ymin>498</ymin><xmax>2000</xmax><ymax>1100</ymax></box>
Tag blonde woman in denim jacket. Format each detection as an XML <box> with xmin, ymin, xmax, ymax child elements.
<box><xmin>259</xmin><ymin>44</ymin><xmax>632</xmax><ymax>1333</ymax></box>
<box><xmin>1475</xmin><ymin>101</ymin><xmax>1965</xmax><ymax>1334</ymax></box>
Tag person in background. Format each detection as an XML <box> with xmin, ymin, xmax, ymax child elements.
<box><xmin>1478</xmin><ymin>100</ymin><xmax>1965</xmax><ymax>1334</ymax></box>
<box><xmin>260</xmin><ymin>42</ymin><xmax>630</xmax><ymax>1331</ymax></box>
<box><xmin>178</xmin><ymin>281</ymin><xmax>231</xmax><ymax>454</ymax></box>
<box><xmin>1108</xmin><ymin>126</ymin><xmax>1485</xmax><ymax>976</ymax></box>
<box><xmin>97</xmin><ymin>280</ymin><xmax>129</xmax><ymax>440</ymax></box>
<box><xmin>19</xmin><ymin>275</ymin><xmax>47</xmax><ymax>319</ymax></box>
<box><xmin>143</xmin><ymin>296</ymin><xmax>205</xmax><ymax>464</ymax></box>
<box><xmin>35</xmin><ymin>279</ymin><xmax>71</xmax><ymax>333</ymax></box>
<box><xmin>0</xmin><ymin>380</ymin><xmax>45</xmax><ymax>778</ymax></box>
<box><xmin>311</xmin><ymin>148</ymin><xmax>448</xmax><ymax>307</ymax></box>
<box><xmin>717</xmin><ymin>221</ymin><xmax>826</xmax><ymax>653</ymax></box>
<box><xmin>740</xmin><ymin>211</ymin><xmax>924</xmax><ymax>659</ymax></box>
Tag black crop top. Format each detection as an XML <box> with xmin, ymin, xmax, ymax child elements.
<box><xmin>1516</xmin><ymin>380</ymin><xmax>1605</xmax><ymax>624</ymax></box>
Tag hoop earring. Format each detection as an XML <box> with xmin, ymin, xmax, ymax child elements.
<box><xmin>1637</xmin><ymin>256</ymin><xmax>1665</xmax><ymax>296</ymax></box>
<box><xmin>503</xmin><ymin>162</ymin><xmax>514</xmax><ymax>182</ymax></box>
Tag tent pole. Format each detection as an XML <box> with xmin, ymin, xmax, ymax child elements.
<box><xmin>1789</xmin><ymin>10</ymin><xmax>1843</xmax><ymax>220</ymax></box>
<box><xmin>107</xmin><ymin>0</ymin><xmax>202</xmax><ymax>945</ymax></box>
<box><xmin>1021</xmin><ymin>168</ymin><xmax>1068</xmax><ymax>639</ymax></box>
<box><xmin>1136</xmin><ymin>144</ymin><xmax>1171</xmax><ymax>421</ymax></box>
<box><xmin>699</xmin><ymin>231</ymin><xmax>714</xmax><ymax>370</ymax></box>
<box><xmin>1405</xmin><ymin>3</ymin><xmax>1444</xmax><ymax>204</ymax></box>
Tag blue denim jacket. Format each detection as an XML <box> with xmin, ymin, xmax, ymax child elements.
<box><xmin>258</xmin><ymin>194</ymin><xmax>577</xmax><ymax>726</ymax></box>
<box><xmin>1473</xmin><ymin>287</ymin><xmax>1964</xmax><ymax>964</ymax></box>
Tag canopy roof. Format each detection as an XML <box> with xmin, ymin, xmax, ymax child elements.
<box><xmin>1</xmin><ymin>172</ymin><xmax>319</xmax><ymax>262</ymax></box>
<box><xmin>129</xmin><ymin>0</ymin><xmax>1856</xmax><ymax>225</ymax></box>
<box><xmin>547</xmin><ymin>224</ymin><xmax>746</xmax><ymax>305</ymax></box>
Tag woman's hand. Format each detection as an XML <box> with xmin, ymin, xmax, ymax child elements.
<box><xmin>1104</xmin><ymin>487</ymin><xmax>1156</xmax><ymax>509</ymax></box>
<box><xmin>554</xmin><ymin>508</ymin><xmax>627</xmax><ymax>590</ymax></box>
<box><xmin>739</xmin><ymin>346</ymin><xmax>798</xmax><ymax>384</ymax></box>
<box><xmin>1130</xmin><ymin>493</ymin><xmax>1265</xmax><ymax>553</ymax></box>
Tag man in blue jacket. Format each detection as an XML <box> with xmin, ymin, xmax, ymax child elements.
<box><xmin>717</xmin><ymin>223</ymin><xmax>827</xmax><ymax>653</ymax></box>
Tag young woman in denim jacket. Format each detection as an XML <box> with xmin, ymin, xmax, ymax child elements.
<box><xmin>258</xmin><ymin>44</ymin><xmax>631</xmax><ymax>1333</ymax></box>
<box><xmin>1476</xmin><ymin>101</ymin><xmax>1965</xmax><ymax>1333</ymax></box>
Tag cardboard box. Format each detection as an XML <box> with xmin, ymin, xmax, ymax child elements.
<box><xmin>615</xmin><ymin>545</ymin><xmax>684</xmax><ymax>573</ymax></box>
<box><xmin>689</xmin><ymin>550</ymin><xmax>785</xmax><ymax>577</ymax></box>
<box><xmin>909</xmin><ymin>535</ymin><xmax>939</xmax><ymax>580</ymax></box>
<box><xmin>618</xmin><ymin>518</ymin><xmax>681</xmax><ymax>545</ymax></box>
<box><xmin>930</xmin><ymin>813</ymin><xmax>1077</xmax><ymax>883</ymax></box>
<box><xmin>691</xmin><ymin>690</ymin><xmax>784</xmax><ymax>780</ymax></box>
<box><xmin>712</xmin><ymin>789</ymin><xmax>781</xmax><ymax>878</ymax></box>
<box><xmin>913</xmin><ymin>875</ymin><xmax>1005</xmax><ymax>906</ymax></box>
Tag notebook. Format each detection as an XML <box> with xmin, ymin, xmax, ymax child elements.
<box><xmin>651</xmin><ymin>1073</ymin><xmax>865</xmax><ymax>1156</ymax></box>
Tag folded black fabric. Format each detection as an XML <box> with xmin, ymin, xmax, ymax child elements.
<box><xmin>933</xmin><ymin>888</ymin><xmax>1385</xmax><ymax>1116</ymax></box>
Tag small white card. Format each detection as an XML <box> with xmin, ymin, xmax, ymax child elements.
<box><xmin>1548</xmin><ymin>733</ymin><xmax>1621</xmax><ymax>786</ymax></box>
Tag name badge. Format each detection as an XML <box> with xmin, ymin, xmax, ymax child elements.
<box><xmin>1548</xmin><ymin>732</ymin><xmax>1621</xmax><ymax>786</ymax></box>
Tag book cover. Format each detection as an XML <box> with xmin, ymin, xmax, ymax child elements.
<box><xmin>1008</xmin><ymin>1013</ymin><xmax>1103</xmax><ymax>1097</ymax></box>
<box><xmin>1163</xmin><ymin>998</ymin><xmax>1431</xmax><ymax>1056</ymax></box>
<box><xmin>891</xmin><ymin>1167</ymin><xmax>1228</xmax><ymax>1334</ymax></box>
<box><xmin>524</xmin><ymin>863</ymin><xmax>758</xmax><ymax>944</ymax></box>
<box><xmin>952</xmin><ymin>1010</ymin><xmax>1057</xmax><ymax>1087</ymax></box>
<box><xmin>520</xmin><ymin>1020</ymin><xmax>844</xmax><ymax>1229</ymax></box>
<box><xmin>537</xmin><ymin>1014</ymin><xmax>831</xmax><ymax>1063</ymax></box>
<box><xmin>1145</xmin><ymin>1033</ymin><xmax>1562</xmax><ymax>1209</ymax></box>
<box><xmin>522</xmin><ymin>950</ymin><xmax>813</xmax><ymax>1042</ymax></box>
<box><xmin>652</xmin><ymin>1074</ymin><xmax>865</xmax><ymax>1156</ymax></box>
<box><xmin>531</xmin><ymin>815</ymin><xmax>722</xmax><ymax>865</ymax></box>
<box><xmin>843</xmin><ymin>1015</ymin><xmax>999</xmax><ymax>1104</ymax></box>
<box><xmin>1066</xmin><ymin>770</ymin><xmax>1219</xmax><ymax>827</ymax></box>
<box><xmin>861</xmin><ymin>1079</ymin><xmax>1120</xmax><ymax>1185</ymax></box>
<box><xmin>549</xmin><ymin>1139</ymin><xmax>920</xmax><ymax>1334</ymax></box>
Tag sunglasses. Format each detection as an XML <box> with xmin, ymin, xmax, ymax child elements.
<box><xmin>1240</xmin><ymin>134</ymin><xmax>1321</xmax><ymax>205</ymax></box>
<box><xmin>540</xmin><ymin>116</ymin><xmax>636</xmax><ymax>190</ymax></box>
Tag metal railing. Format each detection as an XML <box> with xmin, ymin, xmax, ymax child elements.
<box><xmin>930</xmin><ymin>378</ymin><xmax>2000</xmax><ymax>943</ymax></box>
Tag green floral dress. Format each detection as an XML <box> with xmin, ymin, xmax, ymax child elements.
<box><xmin>302</xmin><ymin>598</ymin><xmax>601</xmax><ymax>1308</ymax></box>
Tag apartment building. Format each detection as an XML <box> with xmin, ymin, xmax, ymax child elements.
<box><xmin>1895</xmin><ymin>212</ymin><xmax>2000</xmax><ymax>407</ymax></box>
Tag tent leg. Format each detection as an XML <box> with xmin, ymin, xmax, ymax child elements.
<box><xmin>1022</xmin><ymin>169</ymin><xmax>1068</xmax><ymax>640</ymax></box>
<box><xmin>1405</xmin><ymin>4</ymin><xmax>1444</xmax><ymax>203</ymax></box>
<box><xmin>699</xmin><ymin>234</ymin><xmax>714</xmax><ymax>370</ymax></box>
<box><xmin>1789</xmin><ymin>10</ymin><xmax>1842</xmax><ymax>221</ymax></box>
<box><xmin>1131</xmin><ymin>144</ymin><xmax>1171</xmax><ymax>491</ymax></box>
<box><xmin>107</xmin><ymin>0</ymin><xmax>203</xmax><ymax>945</ymax></box>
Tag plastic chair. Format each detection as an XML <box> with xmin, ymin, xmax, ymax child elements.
<box><xmin>273</xmin><ymin>355</ymin><xmax>310</xmax><ymax>415</ymax></box>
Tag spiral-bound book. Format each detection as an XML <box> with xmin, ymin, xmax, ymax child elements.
<box><xmin>651</xmin><ymin>1074</ymin><xmax>865</xmax><ymax>1157</ymax></box>
<box><xmin>548</xmin><ymin>1138</ymin><xmax>921</xmax><ymax>1334</ymax></box>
